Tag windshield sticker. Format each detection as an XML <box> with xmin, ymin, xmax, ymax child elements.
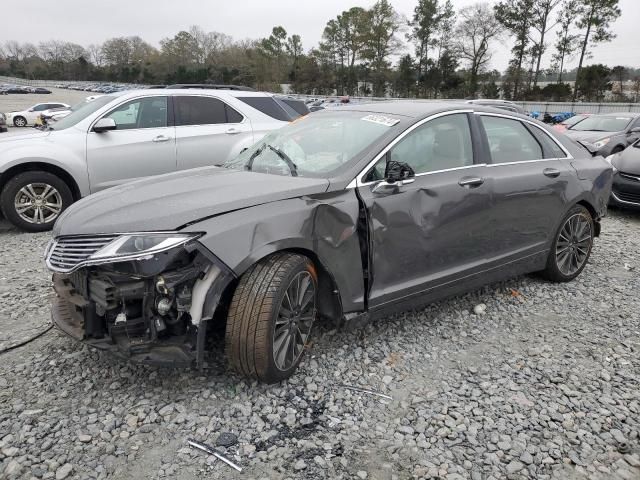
<box><xmin>361</xmin><ymin>114</ymin><xmax>400</xmax><ymax>127</ymax></box>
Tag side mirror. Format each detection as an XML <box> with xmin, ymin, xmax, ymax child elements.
<box><xmin>93</xmin><ymin>118</ymin><xmax>117</xmax><ymax>133</ymax></box>
<box><xmin>629</xmin><ymin>127</ymin><xmax>640</xmax><ymax>134</ymax></box>
<box><xmin>385</xmin><ymin>160</ymin><xmax>416</xmax><ymax>183</ymax></box>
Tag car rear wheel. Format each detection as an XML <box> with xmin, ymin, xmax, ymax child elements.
<box><xmin>225</xmin><ymin>253</ymin><xmax>317</xmax><ymax>383</ymax></box>
<box><xmin>541</xmin><ymin>204</ymin><xmax>594</xmax><ymax>282</ymax></box>
<box><xmin>0</xmin><ymin>171</ymin><xmax>73</xmax><ymax>232</ymax></box>
<box><xmin>13</xmin><ymin>116</ymin><xmax>27</xmax><ymax>127</ymax></box>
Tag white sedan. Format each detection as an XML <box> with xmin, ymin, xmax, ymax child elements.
<box><xmin>6</xmin><ymin>102</ymin><xmax>70</xmax><ymax>127</ymax></box>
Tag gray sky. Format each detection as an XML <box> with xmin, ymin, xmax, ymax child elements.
<box><xmin>3</xmin><ymin>0</ymin><xmax>638</xmax><ymax>71</ymax></box>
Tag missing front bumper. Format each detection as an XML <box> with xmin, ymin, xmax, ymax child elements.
<box><xmin>49</xmin><ymin>245</ymin><xmax>235</xmax><ymax>368</ymax></box>
<box><xmin>51</xmin><ymin>295</ymin><xmax>197</xmax><ymax>367</ymax></box>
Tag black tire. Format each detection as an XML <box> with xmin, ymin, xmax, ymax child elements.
<box><xmin>540</xmin><ymin>204</ymin><xmax>594</xmax><ymax>282</ymax></box>
<box><xmin>0</xmin><ymin>171</ymin><xmax>73</xmax><ymax>232</ymax></box>
<box><xmin>225</xmin><ymin>253</ymin><xmax>317</xmax><ymax>383</ymax></box>
<box><xmin>13</xmin><ymin>116</ymin><xmax>27</xmax><ymax>127</ymax></box>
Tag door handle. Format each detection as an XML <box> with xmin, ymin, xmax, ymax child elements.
<box><xmin>543</xmin><ymin>167</ymin><xmax>561</xmax><ymax>178</ymax></box>
<box><xmin>226</xmin><ymin>127</ymin><xmax>241</xmax><ymax>135</ymax></box>
<box><xmin>152</xmin><ymin>135</ymin><xmax>171</xmax><ymax>143</ymax></box>
<box><xmin>458</xmin><ymin>176</ymin><xmax>484</xmax><ymax>188</ymax></box>
<box><xmin>371</xmin><ymin>178</ymin><xmax>414</xmax><ymax>194</ymax></box>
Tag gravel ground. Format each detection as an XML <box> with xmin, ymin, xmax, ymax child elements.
<box><xmin>0</xmin><ymin>210</ymin><xmax>639</xmax><ymax>480</ymax></box>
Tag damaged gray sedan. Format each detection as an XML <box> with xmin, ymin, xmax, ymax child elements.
<box><xmin>46</xmin><ymin>102</ymin><xmax>613</xmax><ymax>383</ymax></box>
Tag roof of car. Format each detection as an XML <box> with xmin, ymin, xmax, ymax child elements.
<box><xmin>166</xmin><ymin>84</ymin><xmax>255</xmax><ymax>91</ymax></box>
<box><xmin>335</xmin><ymin>101</ymin><xmax>469</xmax><ymax>117</ymax></box>
<box><xmin>328</xmin><ymin>100</ymin><xmax>518</xmax><ymax>119</ymax></box>
<box><xmin>598</xmin><ymin>112</ymin><xmax>640</xmax><ymax>118</ymax></box>
<box><xmin>111</xmin><ymin>89</ymin><xmax>274</xmax><ymax>100</ymax></box>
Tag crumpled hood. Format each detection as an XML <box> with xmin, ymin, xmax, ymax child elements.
<box><xmin>565</xmin><ymin>130</ymin><xmax>620</xmax><ymax>143</ymax></box>
<box><xmin>611</xmin><ymin>145</ymin><xmax>640</xmax><ymax>175</ymax></box>
<box><xmin>53</xmin><ymin>167</ymin><xmax>330</xmax><ymax>236</ymax></box>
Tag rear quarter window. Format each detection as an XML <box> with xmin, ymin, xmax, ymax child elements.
<box><xmin>237</xmin><ymin>97</ymin><xmax>290</xmax><ymax>122</ymax></box>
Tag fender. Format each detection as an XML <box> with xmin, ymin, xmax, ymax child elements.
<box><xmin>0</xmin><ymin>130</ymin><xmax>90</xmax><ymax>196</ymax></box>
<box><xmin>184</xmin><ymin>191</ymin><xmax>366</xmax><ymax>314</ymax></box>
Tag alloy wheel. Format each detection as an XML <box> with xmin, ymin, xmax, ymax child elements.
<box><xmin>555</xmin><ymin>213</ymin><xmax>592</xmax><ymax>276</ymax></box>
<box><xmin>272</xmin><ymin>271</ymin><xmax>316</xmax><ymax>371</ymax></box>
<box><xmin>13</xmin><ymin>183</ymin><xmax>63</xmax><ymax>225</ymax></box>
<box><xmin>14</xmin><ymin>117</ymin><xmax>26</xmax><ymax>127</ymax></box>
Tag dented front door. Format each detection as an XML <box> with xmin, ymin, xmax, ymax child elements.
<box><xmin>357</xmin><ymin>167</ymin><xmax>493</xmax><ymax>309</ymax></box>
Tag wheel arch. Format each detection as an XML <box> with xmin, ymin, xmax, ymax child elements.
<box><xmin>0</xmin><ymin>162</ymin><xmax>82</xmax><ymax>201</ymax></box>
<box><xmin>575</xmin><ymin>199</ymin><xmax>601</xmax><ymax>237</ymax></box>
<box><xmin>231</xmin><ymin>244</ymin><xmax>344</xmax><ymax>322</ymax></box>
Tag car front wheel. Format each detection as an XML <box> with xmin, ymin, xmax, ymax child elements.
<box><xmin>0</xmin><ymin>171</ymin><xmax>73</xmax><ymax>232</ymax></box>
<box><xmin>13</xmin><ymin>116</ymin><xmax>27</xmax><ymax>127</ymax></box>
<box><xmin>541</xmin><ymin>204</ymin><xmax>594</xmax><ymax>282</ymax></box>
<box><xmin>225</xmin><ymin>253</ymin><xmax>317</xmax><ymax>383</ymax></box>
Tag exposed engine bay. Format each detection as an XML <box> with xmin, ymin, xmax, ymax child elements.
<box><xmin>51</xmin><ymin>243</ymin><xmax>234</xmax><ymax>367</ymax></box>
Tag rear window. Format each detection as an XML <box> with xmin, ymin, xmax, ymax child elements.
<box><xmin>237</xmin><ymin>96</ymin><xmax>290</xmax><ymax>122</ymax></box>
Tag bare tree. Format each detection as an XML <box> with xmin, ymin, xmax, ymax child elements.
<box><xmin>455</xmin><ymin>3</ymin><xmax>503</xmax><ymax>96</ymax></box>
<box><xmin>87</xmin><ymin>44</ymin><xmax>104</xmax><ymax>66</ymax></box>
<box><xmin>530</xmin><ymin>0</ymin><xmax>563</xmax><ymax>87</ymax></box>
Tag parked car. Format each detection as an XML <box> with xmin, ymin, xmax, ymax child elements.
<box><xmin>28</xmin><ymin>87</ymin><xmax>52</xmax><ymax>94</ymax></box>
<box><xmin>38</xmin><ymin>96</ymin><xmax>105</xmax><ymax>128</ymax></box>
<box><xmin>45</xmin><ymin>102</ymin><xmax>612</xmax><ymax>382</ymax></box>
<box><xmin>465</xmin><ymin>99</ymin><xmax>526</xmax><ymax>115</ymax></box>
<box><xmin>553</xmin><ymin>113</ymin><xmax>591</xmax><ymax>133</ymax></box>
<box><xmin>4</xmin><ymin>85</ymin><xmax>30</xmax><ymax>94</ymax></box>
<box><xmin>37</xmin><ymin>107</ymin><xmax>73</xmax><ymax>127</ymax></box>
<box><xmin>0</xmin><ymin>113</ymin><xmax>7</xmax><ymax>133</ymax></box>
<box><xmin>0</xmin><ymin>89</ymin><xmax>297</xmax><ymax>231</ymax></box>
<box><xmin>565</xmin><ymin>113</ymin><xmax>640</xmax><ymax>156</ymax></box>
<box><xmin>607</xmin><ymin>140</ymin><xmax>640</xmax><ymax>209</ymax></box>
<box><xmin>5</xmin><ymin>102</ymin><xmax>70</xmax><ymax>127</ymax></box>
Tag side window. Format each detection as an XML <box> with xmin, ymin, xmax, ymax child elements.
<box><xmin>390</xmin><ymin>113</ymin><xmax>473</xmax><ymax>174</ymax></box>
<box><xmin>104</xmin><ymin>97</ymin><xmax>167</xmax><ymax>130</ymax></box>
<box><xmin>32</xmin><ymin>105</ymin><xmax>47</xmax><ymax>112</ymax></box>
<box><xmin>225</xmin><ymin>105</ymin><xmax>244</xmax><ymax>123</ymax></box>
<box><xmin>174</xmin><ymin>96</ymin><xmax>227</xmax><ymax>126</ymax></box>
<box><xmin>528</xmin><ymin>126</ymin><xmax>567</xmax><ymax>158</ymax></box>
<box><xmin>481</xmin><ymin>116</ymin><xmax>543</xmax><ymax>163</ymax></box>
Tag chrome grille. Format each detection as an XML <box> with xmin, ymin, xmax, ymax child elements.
<box><xmin>47</xmin><ymin>235</ymin><xmax>118</xmax><ymax>272</ymax></box>
<box><xmin>619</xmin><ymin>172</ymin><xmax>640</xmax><ymax>182</ymax></box>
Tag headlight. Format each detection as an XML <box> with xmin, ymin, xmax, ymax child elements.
<box><xmin>593</xmin><ymin>138</ymin><xmax>611</xmax><ymax>149</ymax></box>
<box><xmin>90</xmin><ymin>233</ymin><xmax>201</xmax><ymax>261</ymax></box>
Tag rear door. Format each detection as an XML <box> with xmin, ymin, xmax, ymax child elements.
<box><xmin>173</xmin><ymin>95</ymin><xmax>253</xmax><ymax>169</ymax></box>
<box><xmin>356</xmin><ymin>111</ymin><xmax>494</xmax><ymax>309</ymax></box>
<box><xmin>86</xmin><ymin>95</ymin><xmax>176</xmax><ymax>192</ymax></box>
<box><xmin>476</xmin><ymin>113</ymin><xmax>572</xmax><ymax>260</ymax></box>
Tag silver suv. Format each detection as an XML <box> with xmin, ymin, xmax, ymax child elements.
<box><xmin>0</xmin><ymin>89</ymin><xmax>298</xmax><ymax>231</ymax></box>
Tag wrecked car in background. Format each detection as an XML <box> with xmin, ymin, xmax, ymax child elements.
<box><xmin>46</xmin><ymin>103</ymin><xmax>613</xmax><ymax>383</ymax></box>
